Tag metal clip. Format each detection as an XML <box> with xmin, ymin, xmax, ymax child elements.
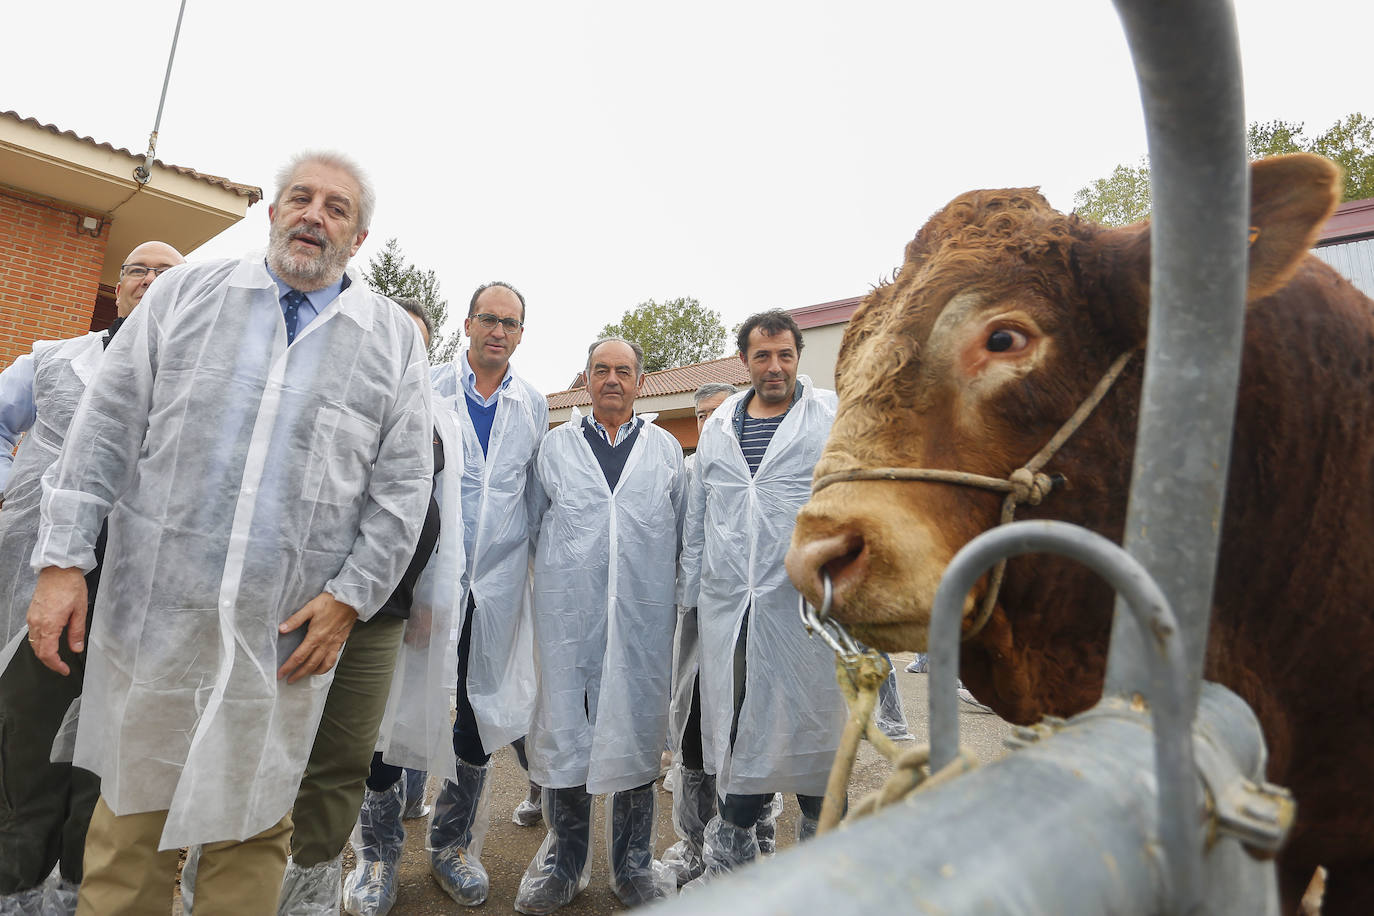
<box><xmin>1213</xmin><ymin>779</ymin><xmax>1295</xmax><ymax>854</ymax></box>
<box><xmin>799</xmin><ymin>571</ymin><xmax>863</xmax><ymax>660</ymax></box>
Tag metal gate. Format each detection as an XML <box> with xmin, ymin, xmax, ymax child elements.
<box><xmin>658</xmin><ymin>0</ymin><xmax>1290</xmax><ymax>912</ymax></box>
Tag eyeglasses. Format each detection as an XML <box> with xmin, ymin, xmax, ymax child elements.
<box><xmin>471</xmin><ymin>313</ymin><xmax>523</xmax><ymax>332</ymax></box>
<box><xmin>120</xmin><ymin>264</ymin><xmax>174</xmax><ymax>280</ymax></box>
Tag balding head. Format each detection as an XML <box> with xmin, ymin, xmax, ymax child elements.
<box><xmin>115</xmin><ymin>241</ymin><xmax>185</xmax><ymax>317</ymax></box>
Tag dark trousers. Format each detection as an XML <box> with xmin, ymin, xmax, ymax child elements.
<box><xmin>718</xmin><ymin>607</ymin><xmax>825</xmax><ymax>829</ymax></box>
<box><xmin>289</xmin><ymin>613</ymin><xmax>406</xmax><ymax>865</ymax></box>
<box><xmin>680</xmin><ymin>678</ymin><xmax>705</xmax><ymax>772</ymax></box>
<box><xmin>451</xmin><ymin>595</ymin><xmax>490</xmax><ymax>766</ymax></box>
<box><xmin>0</xmin><ymin>612</ymin><xmax>100</xmax><ymax>891</ymax></box>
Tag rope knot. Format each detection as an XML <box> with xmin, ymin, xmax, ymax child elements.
<box><xmin>1009</xmin><ymin>467</ymin><xmax>1055</xmax><ymax>506</ymax></box>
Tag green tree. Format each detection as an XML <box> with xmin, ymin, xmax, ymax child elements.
<box><xmin>1072</xmin><ymin>157</ymin><xmax>1152</xmax><ymax>226</ymax></box>
<box><xmin>362</xmin><ymin>238</ymin><xmax>461</xmax><ymax>363</ymax></box>
<box><xmin>1074</xmin><ymin>112</ymin><xmax>1374</xmax><ymax>226</ymax></box>
<box><xmin>1308</xmin><ymin>113</ymin><xmax>1374</xmax><ymax>202</ymax></box>
<box><xmin>597</xmin><ymin>297</ymin><xmax>728</xmax><ymax>374</ymax></box>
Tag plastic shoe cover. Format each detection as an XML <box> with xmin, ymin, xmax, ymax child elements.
<box><xmin>755</xmin><ymin>793</ymin><xmax>783</xmax><ymax>855</ymax></box>
<box><xmin>180</xmin><ymin>844</ymin><xmax>201</xmax><ymax>914</ymax></box>
<box><xmin>343</xmin><ymin>781</ymin><xmax>406</xmax><ymax>916</ymax></box>
<box><xmin>427</xmin><ymin>760</ymin><xmax>492</xmax><ymax>906</ymax></box>
<box><xmin>512</xmin><ymin>780</ymin><xmax>543</xmax><ymax>827</ymax></box>
<box><xmin>682</xmin><ymin>815</ymin><xmax>759</xmax><ymax>891</ymax></box>
<box><xmin>38</xmin><ymin>874</ymin><xmax>78</xmax><ymax>916</ymax></box>
<box><xmin>607</xmin><ymin>786</ymin><xmax>671</xmax><ymax>906</ymax></box>
<box><xmin>661</xmin><ymin>767</ymin><xmax>716</xmax><ymax>886</ymax></box>
<box><xmin>402</xmin><ymin>768</ymin><xmax>431</xmax><ymax>819</ymax></box>
<box><xmin>956</xmin><ymin>682</ymin><xmax>995</xmax><ymax>714</ymax></box>
<box><xmin>277</xmin><ymin>855</ymin><xmax>343</xmax><ymax>916</ymax></box>
<box><xmin>0</xmin><ymin>884</ymin><xmax>45</xmax><ymax>916</ymax></box>
<box><xmin>513</xmin><ymin>786</ymin><xmax>593</xmax><ymax>915</ymax></box>
<box><xmin>875</xmin><ymin>666</ymin><xmax>915</xmax><ymax>740</ymax></box>
<box><xmin>797</xmin><ymin>813</ymin><xmax>820</xmax><ymax>843</ymax></box>
<box><xmin>905</xmin><ymin>654</ymin><xmax>928</xmax><ymax>674</ymax></box>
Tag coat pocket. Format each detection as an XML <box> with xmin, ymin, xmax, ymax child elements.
<box><xmin>300</xmin><ymin>407</ymin><xmax>381</xmax><ymax>508</ymax></box>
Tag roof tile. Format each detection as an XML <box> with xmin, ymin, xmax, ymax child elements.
<box><xmin>546</xmin><ymin>355</ymin><xmax>749</xmax><ymax>408</ymax></box>
<box><xmin>2</xmin><ymin>110</ymin><xmax>263</xmax><ymax>203</ymax></box>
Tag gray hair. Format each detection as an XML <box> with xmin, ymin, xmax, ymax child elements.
<box><xmin>273</xmin><ymin>150</ymin><xmax>376</xmax><ymax>234</ymax></box>
<box><xmin>693</xmin><ymin>382</ymin><xmax>736</xmax><ymax>406</ymax></box>
<box><xmin>392</xmin><ymin>296</ymin><xmax>433</xmax><ymax>339</ymax></box>
<box><xmin>586</xmin><ymin>336</ymin><xmax>645</xmax><ymax>377</ymax></box>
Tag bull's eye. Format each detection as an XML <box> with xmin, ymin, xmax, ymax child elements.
<box><xmin>987</xmin><ymin>328</ymin><xmax>1027</xmax><ymax>352</ymax></box>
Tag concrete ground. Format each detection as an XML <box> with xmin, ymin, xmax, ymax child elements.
<box><xmin>362</xmin><ymin>653</ymin><xmax>1014</xmax><ymax>914</ymax></box>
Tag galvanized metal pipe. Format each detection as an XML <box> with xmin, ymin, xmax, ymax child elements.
<box><xmin>135</xmin><ymin>0</ymin><xmax>190</xmax><ymax>185</ymax></box>
<box><xmin>1105</xmin><ymin>0</ymin><xmax>1251</xmax><ymax>714</ymax></box>
<box><xmin>657</xmin><ymin>683</ymin><xmax>1278</xmax><ymax>916</ymax></box>
<box><xmin>928</xmin><ymin>519</ymin><xmax>1201</xmax><ymax>911</ymax></box>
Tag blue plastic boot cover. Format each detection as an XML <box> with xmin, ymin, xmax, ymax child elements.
<box><xmin>513</xmin><ymin>786</ymin><xmax>593</xmax><ymax>916</ymax></box>
<box><xmin>427</xmin><ymin>759</ymin><xmax>491</xmax><ymax>907</ymax></box>
<box><xmin>343</xmin><ymin>781</ymin><xmax>406</xmax><ymax>916</ymax></box>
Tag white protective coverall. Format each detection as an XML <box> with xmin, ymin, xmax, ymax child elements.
<box><xmin>0</xmin><ymin>332</ymin><xmax>104</xmax><ymax>645</ymax></box>
<box><xmin>375</xmin><ymin>396</ymin><xmax>465</xmax><ymax>784</ymax></box>
<box><xmin>667</xmin><ymin>453</ymin><xmax>701</xmax><ymax>753</ymax></box>
<box><xmin>678</xmin><ymin>377</ymin><xmax>846</xmax><ymax>798</ymax></box>
<box><xmin>527</xmin><ymin>412</ymin><xmax>685</xmax><ymax>793</ymax></box>
<box><xmin>32</xmin><ymin>254</ymin><xmax>434</xmax><ymax>850</ymax></box>
<box><xmin>430</xmin><ymin>357</ymin><xmax>547</xmax><ymax>753</ymax></box>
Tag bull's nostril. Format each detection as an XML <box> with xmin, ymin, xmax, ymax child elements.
<box><xmin>787</xmin><ymin>530</ymin><xmax>864</xmax><ymax>602</ymax></box>
<box><xmin>823</xmin><ymin>542</ymin><xmax>864</xmax><ymax>584</ymax></box>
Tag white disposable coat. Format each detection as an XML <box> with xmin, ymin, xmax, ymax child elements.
<box><xmin>34</xmin><ymin>254</ymin><xmax>433</xmax><ymax>849</ymax></box>
<box><xmin>0</xmin><ymin>331</ymin><xmax>104</xmax><ymax>643</ymax></box>
<box><xmin>375</xmin><ymin>396</ymin><xmax>464</xmax><ymax>784</ymax></box>
<box><xmin>430</xmin><ymin>357</ymin><xmax>546</xmax><ymax>753</ymax></box>
<box><xmin>527</xmin><ymin>412</ymin><xmax>685</xmax><ymax>793</ymax></box>
<box><xmin>678</xmin><ymin>377</ymin><xmax>846</xmax><ymax>797</ymax></box>
<box><xmin>667</xmin><ymin>454</ymin><xmax>702</xmax><ymax>753</ymax></box>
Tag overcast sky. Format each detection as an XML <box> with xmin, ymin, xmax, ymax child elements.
<box><xmin>6</xmin><ymin>1</ymin><xmax>1369</xmax><ymax>393</ymax></box>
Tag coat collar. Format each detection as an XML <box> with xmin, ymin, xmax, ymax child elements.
<box><xmin>230</xmin><ymin>251</ymin><xmax>374</xmax><ymax>333</ymax></box>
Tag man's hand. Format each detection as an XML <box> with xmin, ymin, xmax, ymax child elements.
<box><xmin>277</xmin><ymin>592</ymin><xmax>359</xmax><ymax>684</ymax></box>
<box><xmin>27</xmin><ymin>566</ymin><xmax>88</xmax><ymax>676</ymax></box>
<box><xmin>403</xmin><ymin>605</ymin><xmax>432</xmax><ymax>649</ymax></box>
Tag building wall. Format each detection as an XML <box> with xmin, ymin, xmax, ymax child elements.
<box><xmin>0</xmin><ymin>188</ymin><xmax>107</xmax><ymax>367</ymax></box>
<box><xmin>799</xmin><ymin>322</ymin><xmax>845</xmax><ymax>391</ymax></box>
<box><xmin>1313</xmin><ymin>238</ymin><xmax>1374</xmax><ymax>298</ymax></box>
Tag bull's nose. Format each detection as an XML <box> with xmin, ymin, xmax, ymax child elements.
<box><xmin>786</xmin><ymin>529</ymin><xmax>868</xmax><ymax>612</ymax></box>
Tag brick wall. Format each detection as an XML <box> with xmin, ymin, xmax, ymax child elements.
<box><xmin>0</xmin><ymin>189</ymin><xmax>108</xmax><ymax>369</ymax></box>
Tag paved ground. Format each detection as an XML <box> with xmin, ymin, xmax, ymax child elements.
<box><xmin>362</xmin><ymin>653</ymin><xmax>1014</xmax><ymax>914</ymax></box>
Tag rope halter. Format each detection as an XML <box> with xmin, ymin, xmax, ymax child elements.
<box><xmin>808</xmin><ymin>347</ymin><xmax>1137</xmax><ymax>642</ymax></box>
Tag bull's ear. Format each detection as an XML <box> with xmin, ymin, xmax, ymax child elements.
<box><xmin>1072</xmin><ymin>220</ymin><xmax>1152</xmax><ymax>349</ymax></box>
<box><xmin>1246</xmin><ymin>153</ymin><xmax>1341</xmax><ymax>302</ymax></box>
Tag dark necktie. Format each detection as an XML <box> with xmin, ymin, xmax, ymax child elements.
<box><xmin>282</xmin><ymin>289</ymin><xmax>307</xmax><ymax>345</ymax></box>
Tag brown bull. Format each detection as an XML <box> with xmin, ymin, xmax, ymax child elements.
<box><xmin>786</xmin><ymin>154</ymin><xmax>1374</xmax><ymax>913</ymax></box>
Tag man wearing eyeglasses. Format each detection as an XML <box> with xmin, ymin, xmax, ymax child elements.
<box><xmin>0</xmin><ymin>241</ymin><xmax>183</xmax><ymax>914</ymax></box>
<box><xmin>389</xmin><ymin>280</ymin><xmax>548</xmax><ymax>908</ymax></box>
<box><xmin>0</xmin><ymin>242</ymin><xmax>184</xmax><ymax>508</ymax></box>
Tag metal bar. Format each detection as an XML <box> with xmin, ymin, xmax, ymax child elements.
<box><xmin>928</xmin><ymin>519</ymin><xmax>1200</xmax><ymax>911</ymax></box>
<box><xmin>658</xmin><ymin>683</ymin><xmax>1278</xmax><ymax>916</ymax></box>
<box><xmin>1105</xmin><ymin>0</ymin><xmax>1250</xmax><ymax>714</ymax></box>
<box><xmin>135</xmin><ymin>0</ymin><xmax>190</xmax><ymax>184</ymax></box>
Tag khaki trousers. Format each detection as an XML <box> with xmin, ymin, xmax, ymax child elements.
<box><xmin>75</xmin><ymin>797</ymin><xmax>291</xmax><ymax>915</ymax></box>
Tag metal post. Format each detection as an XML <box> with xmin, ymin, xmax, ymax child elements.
<box><xmin>134</xmin><ymin>0</ymin><xmax>190</xmax><ymax>185</ymax></box>
<box><xmin>1104</xmin><ymin>0</ymin><xmax>1250</xmax><ymax>713</ymax></box>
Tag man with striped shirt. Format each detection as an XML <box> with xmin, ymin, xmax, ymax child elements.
<box><xmin>678</xmin><ymin>309</ymin><xmax>846</xmax><ymax>885</ymax></box>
